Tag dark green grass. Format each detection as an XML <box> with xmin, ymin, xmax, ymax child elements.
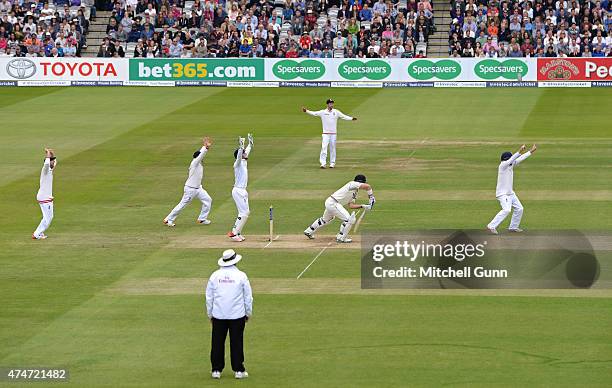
<box><xmin>1</xmin><ymin>87</ymin><xmax>611</xmax><ymax>387</ymax></box>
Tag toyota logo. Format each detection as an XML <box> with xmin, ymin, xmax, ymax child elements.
<box><xmin>6</xmin><ymin>59</ymin><xmax>37</xmax><ymax>79</ymax></box>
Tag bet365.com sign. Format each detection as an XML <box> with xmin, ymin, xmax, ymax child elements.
<box><xmin>130</xmin><ymin>59</ymin><xmax>265</xmax><ymax>81</ymax></box>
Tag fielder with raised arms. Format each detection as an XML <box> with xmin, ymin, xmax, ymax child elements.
<box><xmin>163</xmin><ymin>137</ymin><xmax>213</xmax><ymax>227</ymax></box>
<box><xmin>304</xmin><ymin>174</ymin><xmax>375</xmax><ymax>243</ymax></box>
<box><xmin>487</xmin><ymin>144</ymin><xmax>537</xmax><ymax>235</ymax></box>
<box><xmin>33</xmin><ymin>148</ymin><xmax>57</xmax><ymax>240</ymax></box>
<box><xmin>302</xmin><ymin>98</ymin><xmax>357</xmax><ymax>169</ymax></box>
<box><xmin>228</xmin><ymin>133</ymin><xmax>253</xmax><ymax>242</ymax></box>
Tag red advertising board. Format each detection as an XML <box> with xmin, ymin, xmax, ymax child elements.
<box><xmin>537</xmin><ymin>58</ymin><xmax>612</xmax><ymax>81</ymax></box>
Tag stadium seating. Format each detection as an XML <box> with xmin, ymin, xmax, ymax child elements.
<box><xmin>447</xmin><ymin>0</ymin><xmax>611</xmax><ymax>57</ymax></box>
<box><xmin>96</xmin><ymin>0</ymin><xmax>436</xmax><ymax>58</ymax></box>
<box><xmin>0</xmin><ymin>0</ymin><xmax>96</xmax><ymax>57</ymax></box>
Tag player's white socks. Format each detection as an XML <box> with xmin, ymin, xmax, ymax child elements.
<box><xmin>232</xmin><ymin>215</ymin><xmax>249</xmax><ymax>235</ymax></box>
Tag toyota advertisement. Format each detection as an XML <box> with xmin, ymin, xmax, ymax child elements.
<box><xmin>0</xmin><ymin>57</ymin><xmax>128</xmax><ymax>85</ymax></box>
<box><xmin>1</xmin><ymin>57</ymin><xmax>611</xmax><ymax>86</ymax></box>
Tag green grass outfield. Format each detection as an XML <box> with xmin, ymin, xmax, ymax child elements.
<box><xmin>1</xmin><ymin>87</ymin><xmax>611</xmax><ymax>387</ymax></box>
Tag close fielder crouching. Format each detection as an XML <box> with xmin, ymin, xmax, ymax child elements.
<box><xmin>304</xmin><ymin>174</ymin><xmax>375</xmax><ymax>243</ymax></box>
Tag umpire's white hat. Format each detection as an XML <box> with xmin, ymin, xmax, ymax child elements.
<box><xmin>218</xmin><ymin>249</ymin><xmax>243</xmax><ymax>267</ymax></box>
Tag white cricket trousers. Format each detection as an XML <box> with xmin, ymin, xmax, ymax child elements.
<box><xmin>308</xmin><ymin>197</ymin><xmax>350</xmax><ymax>231</ymax></box>
<box><xmin>232</xmin><ymin>187</ymin><xmax>250</xmax><ymax>235</ymax></box>
<box><xmin>322</xmin><ymin>197</ymin><xmax>350</xmax><ymax>222</ymax></box>
<box><xmin>166</xmin><ymin>186</ymin><xmax>212</xmax><ymax>222</ymax></box>
<box><xmin>488</xmin><ymin>193</ymin><xmax>524</xmax><ymax>230</ymax></box>
<box><xmin>307</xmin><ymin>197</ymin><xmax>355</xmax><ymax>239</ymax></box>
<box><xmin>320</xmin><ymin>134</ymin><xmax>337</xmax><ymax>166</ymax></box>
<box><xmin>34</xmin><ymin>201</ymin><xmax>54</xmax><ymax>238</ymax></box>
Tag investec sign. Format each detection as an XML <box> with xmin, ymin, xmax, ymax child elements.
<box><xmin>129</xmin><ymin>59</ymin><xmax>265</xmax><ymax>81</ymax></box>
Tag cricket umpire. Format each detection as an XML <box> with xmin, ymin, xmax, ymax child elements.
<box><xmin>206</xmin><ymin>249</ymin><xmax>253</xmax><ymax>379</ymax></box>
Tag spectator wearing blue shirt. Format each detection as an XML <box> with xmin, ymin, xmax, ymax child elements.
<box><xmin>359</xmin><ymin>4</ymin><xmax>373</xmax><ymax>21</ymax></box>
<box><xmin>54</xmin><ymin>43</ymin><xmax>64</xmax><ymax>57</ymax></box>
<box><xmin>283</xmin><ymin>6</ymin><xmax>293</xmax><ymax>21</ymax></box>
<box><xmin>239</xmin><ymin>39</ymin><xmax>251</xmax><ymax>57</ymax></box>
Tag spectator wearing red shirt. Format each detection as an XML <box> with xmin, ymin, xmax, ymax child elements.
<box><xmin>299</xmin><ymin>32</ymin><xmax>312</xmax><ymax>50</ymax></box>
<box><xmin>521</xmin><ymin>38</ymin><xmax>534</xmax><ymax>57</ymax></box>
<box><xmin>286</xmin><ymin>46</ymin><xmax>299</xmax><ymax>57</ymax></box>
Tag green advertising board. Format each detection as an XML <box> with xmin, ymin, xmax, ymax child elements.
<box><xmin>129</xmin><ymin>59</ymin><xmax>265</xmax><ymax>81</ymax></box>
<box><xmin>272</xmin><ymin>59</ymin><xmax>326</xmax><ymax>80</ymax></box>
<box><xmin>407</xmin><ymin>60</ymin><xmax>462</xmax><ymax>80</ymax></box>
<box><xmin>474</xmin><ymin>59</ymin><xmax>529</xmax><ymax>80</ymax></box>
<box><xmin>337</xmin><ymin>60</ymin><xmax>392</xmax><ymax>80</ymax></box>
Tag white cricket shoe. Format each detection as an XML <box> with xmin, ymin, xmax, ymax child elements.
<box><xmin>320</xmin><ymin>165</ymin><xmax>326</xmax><ymax>169</ymax></box>
<box><xmin>304</xmin><ymin>229</ymin><xmax>315</xmax><ymax>239</ymax></box>
<box><xmin>329</xmin><ymin>164</ymin><xmax>335</xmax><ymax>168</ymax></box>
<box><xmin>211</xmin><ymin>371</ymin><xmax>221</xmax><ymax>379</ymax></box>
<box><xmin>32</xmin><ymin>233</ymin><xmax>48</xmax><ymax>240</ymax></box>
<box><xmin>163</xmin><ymin>219</ymin><xmax>175</xmax><ymax>227</ymax></box>
<box><xmin>197</xmin><ymin>219</ymin><xmax>212</xmax><ymax>225</ymax></box>
<box><xmin>487</xmin><ymin>227</ymin><xmax>498</xmax><ymax>235</ymax></box>
<box><xmin>235</xmin><ymin>371</ymin><xmax>249</xmax><ymax>379</ymax></box>
<box><xmin>509</xmin><ymin>228</ymin><xmax>524</xmax><ymax>233</ymax></box>
<box><xmin>231</xmin><ymin>235</ymin><xmax>245</xmax><ymax>242</ymax></box>
<box><xmin>336</xmin><ymin>237</ymin><xmax>353</xmax><ymax>243</ymax></box>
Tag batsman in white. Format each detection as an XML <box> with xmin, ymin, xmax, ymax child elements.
<box><xmin>33</xmin><ymin>148</ymin><xmax>57</xmax><ymax>240</ymax></box>
<box><xmin>487</xmin><ymin>144</ymin><xmax>537</xmax><ymax>235</ymax></box>
<box><xmin>163</xmin><ymin>137</ymin><xmax>213</xmax><ymax>227</ymax></box>
<box><xmin>228</xmin><ymin>134</ymin><xmax>254</xmax><ymax>242</ymax></box>
<box><xmin>304</xmin><ymin>174</ymin><xmax>375</xmax><ymax>243</ymax></box>
<box><xmin>302</xmin><ymin>98</ymin><xmax>357</xmax><ymax>169</ymax></box>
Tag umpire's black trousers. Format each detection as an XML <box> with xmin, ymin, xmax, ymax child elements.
<box><xmin>210</xmin><ymin>316</ymin><xmax>246</xmax><ymax>372</ymax></box>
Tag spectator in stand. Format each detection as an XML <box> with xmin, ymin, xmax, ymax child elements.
<box><xmin>64</xmin><ymin>39</ymin><xmax>76</xmax><ymax>56</ymax></box>
<box><xmin>239</xmin><ymin>38</ymin><xmax>251</xmax><ymax>57</ymax></box>
<box><xmin>360</xmin><ymin>4</ymin><xmax>373</xmax><ymax>21</ymax></box>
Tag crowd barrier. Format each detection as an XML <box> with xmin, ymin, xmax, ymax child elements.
<box><xmin>1</xmin><ymin>57</ymin><xmax>610</xmax><ymax>87</ymax></box>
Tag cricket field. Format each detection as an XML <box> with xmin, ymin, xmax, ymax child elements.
<box><xmin>1</xmin><ymin>87</ymin><xmax>611</xmax><ymax>387</ymax></box>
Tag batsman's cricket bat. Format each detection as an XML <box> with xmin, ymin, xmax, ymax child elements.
<box><xmin>353</xmin><ymin>209</ymin><xmax>368</xmax><ymax>233</ymax></box>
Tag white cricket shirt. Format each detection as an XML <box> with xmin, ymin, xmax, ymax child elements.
<box><xmin>185</xmin><ymin>146</ymin><xmax>208</xmax><ymax>188</ymax></box>
<box><xmin>495</xmin><ymin>151</ymin><xmax>531</xmax><ymax>197</ymax></box>
<box><xmin>234</xmin><ymin>148</ymin><xmax>248</xmax><ymax>189</ymax></box>
<box><xmin>206</xmin><ymin>265</ymin><xmax>253</xmax><ymax>320</ymax></box>
<box><xmin>306</xmin><ymin>108</ymin><xmax>353</xmax><ymax>134</ymax></box>
<box><xmin>36</xmin><ymin>158</ymin><xmax>54</xmax><ymax>202</ymax></box>
<box><xmin>330</xmin><ymin>180</ymin><xmax>361</xmax><ymax>205</ymax></box>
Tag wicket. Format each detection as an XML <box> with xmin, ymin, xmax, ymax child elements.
<box><xmin>269</xmin><ymin>205</ymin><xmax>274</xmax><ymax>241</ymax></box>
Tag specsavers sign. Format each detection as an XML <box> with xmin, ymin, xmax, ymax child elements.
<box><xmin>264</xmin><ymin>58</ymin><xmax>537</xmax><ymax>82</ymax></box>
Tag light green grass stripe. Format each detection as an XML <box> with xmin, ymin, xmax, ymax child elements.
<box><xmin>0</xmin><ymin>88</ymin><xmax>224</xmax><ymax>187</ymax></box>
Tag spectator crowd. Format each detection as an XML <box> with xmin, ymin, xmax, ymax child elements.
<box><xmin>98</xmin><ymin>0</ymin><xmax>435</xmax><ymax>58</ymax></box>
<box><xmin>448</xmin><ymin>0</ymin><xmax>612</xmax><ymax>57</ymax></box>
<box><xmin>0</xmin><ymin>0</ymin><xmax>97</xmax><ymax>57</ymax></box>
